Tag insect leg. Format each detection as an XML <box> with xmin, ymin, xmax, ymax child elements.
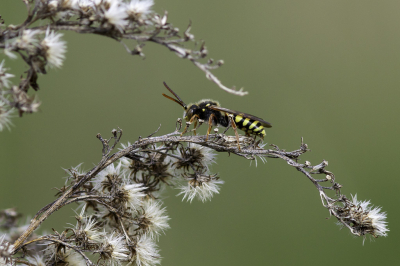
<box><xmin>195</xmin><ymin>119</ymin><xmax>204</xmax><ymax>132</ymax></box>
<box><xmin>221</xmin><ymin>114</ymin><xmax>231</xmax><ymax>134</ymax></box>
<box><xmin>193</xmin><ymin>120</ymin><xmax>198</xmax><ymax>135</ymax></box>
<box><xmin>255</xmin><ymin>134</ymin><xmax>264</xmax><ymax>148</ymax></box>
<box><xmin>206</xmin><ymin>113</ymin><xmax>216</xmax><ymax>141</ymax></box>
<box><xmin>228</xmin><ymin>115</ymin><xmax>241</xmax><ymax>151</ymax></box>
<box><xmin>181</xmin><ymin>115</ymin><xmax>199</xmax><ymax>136</ymax></box>
<box><xmin>223</xmin><ymin>123</ymin><xmax>231</xmax><ymax>134</ymax></box>
<box><xmin>254</xmin><ymin>139</ymin><xmax>262</xmax><ymax>148</ymax></box>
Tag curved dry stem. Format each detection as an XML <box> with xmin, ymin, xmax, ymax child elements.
<box><xmin>11</xmin><ymin>124</ymin><xmax>353</xmax><ymax>254</ymax></box>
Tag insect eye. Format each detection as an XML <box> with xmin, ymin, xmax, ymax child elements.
<box><xmin>185</xmin><ymin>109</ymin><xmax>194</xmax><ymax>120</ymax></box>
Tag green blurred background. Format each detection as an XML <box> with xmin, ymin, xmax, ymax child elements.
<box><xmin>1</xmin><ymin>0</ymin><xmax>399</xmax><ymax>265</ymax></box>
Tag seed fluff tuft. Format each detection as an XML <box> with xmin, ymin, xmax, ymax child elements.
<box><xmin>136</xmin><ymin>199</ymin><xmax>170</xmax><ymax>239</ymax></box>
<box><xmin>131</xmin><ymin>234</ymin><xmax>161</xmax><ymax>266</ymax></box>
<box><xmin>41</xmin><ymin>28</ymin><xmax>67</xmax><ymax>68</ymax></box>
<box><xmin>177</xmin><ymin>173</ymin><xmax>223</xmax><ymax>203</ymax></box>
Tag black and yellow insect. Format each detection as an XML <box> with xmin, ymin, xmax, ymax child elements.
<box><xmin>162</xmin><ymin>82</ymin><xmax>272</xmax><ymax>150</ymax></box>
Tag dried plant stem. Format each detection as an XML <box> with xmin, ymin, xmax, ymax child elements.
<box><xmin>12</xmin><ymin>125</ymin><xmax>350</xmax><ymax>253</ymax></box>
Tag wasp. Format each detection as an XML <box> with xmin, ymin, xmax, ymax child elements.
<box><xmin>162</xmin><ymin>82</ymin><xmax>272</xmax><ymax>150</ymax></box>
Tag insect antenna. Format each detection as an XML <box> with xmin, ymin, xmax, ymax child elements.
<box><xmin>162</xmin><ymin>82</ymin><xmax>187</xmax><ymax>109</ymax></box>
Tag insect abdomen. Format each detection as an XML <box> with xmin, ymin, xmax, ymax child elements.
<box><xmin>234</xmin><ymin>115</ymin><xmax>266</xmax><ymax>137</ymax></box>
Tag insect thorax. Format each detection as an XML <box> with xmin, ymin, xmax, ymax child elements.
<box><xmin>185</xmin><ymin>100</ymin><xmax>229</xmax><ymax>127</ymax></box>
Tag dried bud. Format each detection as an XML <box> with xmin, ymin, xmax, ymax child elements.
<box><xmin>9</xmin><ymin>86</ymin><xmax>41</xmax><ymax>113</ymax></box>
<box><xmin>200</xmin><ymin>48</ymin><xmax>208</xmax><ymax>58</ymax></box>
<box><xmin>132</xmin><ymin>45</ymin><xmax>144</xmax><ymax>57</ymax></box>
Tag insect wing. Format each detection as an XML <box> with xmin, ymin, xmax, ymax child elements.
<box><xmin>209</xmin><ymin>106</ymin><xmax>272</xmax><ymax>128</ymax></box>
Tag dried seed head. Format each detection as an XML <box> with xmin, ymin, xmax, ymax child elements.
<box><xmin>147</xmin><ymin>158</ymin><xmax>173</xmax><ymax>185</ymax></box>
<box><xmin>130</xmin><ymin>234</ymin><xmax>161</xmax><ymax>266</ymax></box>
<box><xmin>177</xmin><ymin>172</ymin><xmax>223</xmax><ymax>203</ymax></box>
<box><xmin>41</xmin><ymin>28</ymin><xmax>66</xmax><ymax>68</ymax></box>
<box><xmin>27</xmin><ymin>255</ymin><xmax>46</xmax><ymax>266</ymax></box>
<box><xmin>120</xmin><ymin>182</ymin><xmax>147</xmax><ymax>211</ymax></box>
<box><xmin>0</xmin><ymin>235</ymin><xmax>13</xmax><ymax>265</ymax></box>
<box><xmin>63</xmin><ymin>163</ymin><xmax>85</xmax><ymax>184</ymax></box>
<box><xmin>136</xmin><ymin>199</ymin><xmax>170</xmax><ymax>239</ymax></box>
<box><xmin>63</xmin><ymin>248</ymin><xmax>86</xmax><ymax>266</ymax></box>
<box><xmin>92</xmin><ymin>163</ymin><xmax>123</xmax><ymax>193</ymax></box>
<box><xmin>74</xmin><ymin>213</ymin><xmax>104</xmax><ymax>245</ymax></box>
<box><xmin>118</xmin><ymin>146</ymin><xmax>148</xmax><ymax>180</ymax></box>
<box><xmin>335</xmin><ymin>194</ymin><xmax>389</xmax><ymax>242</ymax></box>
<box><xmin>9</xmin><ymin>86</ymin><xmax>41</xmax><ymax>113</ymax></box>
<box><xmin>0</xmin><ymin>100</ymin><xmax>14</xmax><ymax>132</ymax></box>
<box><xmin>173</xmin><ymin>144</ymin><xmax>216</xmax><ymax>174</ymax></box>
<box><xmin>103</xmin><ymin>1</ymin><xmax>129</xmax><ymax>32</ymax></box>
<box><xmin>0</xmin><ymin>60</ymin><xmax>15</xmax><ymax>88</ymax></box>
<box><xmin>18</xmin><ymin>29</ymin><xmax>40</xmax><ymax>48</ymax></box>
<box><xmin>42</xmin><ymin>245</ymin><xmax>86</xmax><ymax>266</ymax></box>
<box><xmin>126</xmin><ymin>0</ymin><xmax>154</xmax><ymax>21</ymax></box>
<box><xmin>100</xmin><ymin>232</ymin><xmax>129</xmax><ymax>265</ymax></box>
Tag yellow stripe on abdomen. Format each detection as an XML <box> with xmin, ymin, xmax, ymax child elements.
<box><xmin>235</xmin><ymin>115</ymin><xmax>243</xmax><ymax>123</ymax></box>
<box><xmin>233</xmin><ymin>115</ymin><xmax>267</xmax><ymax>137</ymax></box>
<box><xmin>248</xmin><ymin>121</ymin><xmax>258</xmax><ymax>130</ymax></box>
<box><xmin>252</xmin><ymin>125</ymin><xmax>263</xmax><ymax>132</ymax></box>
<box><xmin>242</xmin><ymin>118</ymin><xmax>250</xmax><ymax>126</ymax></box>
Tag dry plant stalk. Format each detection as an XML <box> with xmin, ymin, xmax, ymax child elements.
<box><xmin>0</xmin><ymin>122</ymin><xmax>389</xmax><ymax>265</ymax></box>
<box><xmin>0</xmin><ymin>1</ymin><xmax>389</xmax><ymax>266</ymax></box>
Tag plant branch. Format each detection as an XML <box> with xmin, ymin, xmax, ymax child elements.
<box><xmin>11</xmin><ymin>122</ymin><xmax>360</xmax><ymax>253</ymax></box>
